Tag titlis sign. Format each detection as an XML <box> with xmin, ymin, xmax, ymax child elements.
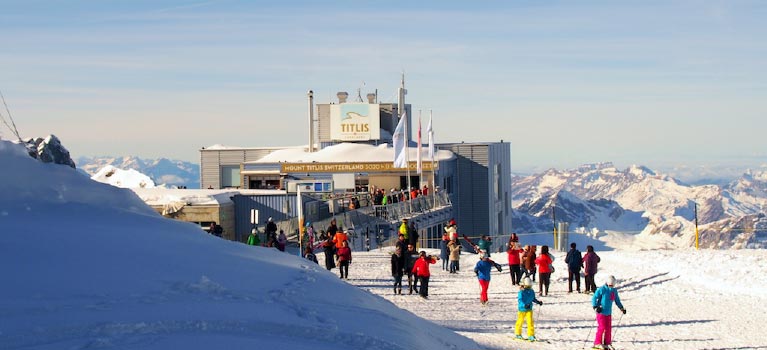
<box><xmin>329</xmin><ymin>103</ymin><xmax>381</xmax><ymax>141</ymax></box>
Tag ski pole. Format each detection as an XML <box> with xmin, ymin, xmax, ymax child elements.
<box><xmin>612</xmin><ymin>313</ymin><xmax>624</xmax><ymax>343</ymax></box>
<box><xmin>583</xmin><ymin>316</ymin><xmax>597</xmax><ymax>350</ymax></box>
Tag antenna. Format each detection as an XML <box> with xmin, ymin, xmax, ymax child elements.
<box><xmin>0</xmin><ymin>90</ymin><xmax>22</xmax><ymax>141</ymax></box>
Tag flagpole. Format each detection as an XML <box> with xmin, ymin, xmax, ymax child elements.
<box><xmin>399</xmin><ymin>73</ymin><xmax>412</xmax><ymax>213</ymax></box>
<box><xmin>417</xmin><ymin>109</ymin><xmax>422</xmax><ymax>191</ymax></box>
<box><xmin>430</xmin><ymin>110</ymin><xmax>436</xmax><ymax>207</ymax></box>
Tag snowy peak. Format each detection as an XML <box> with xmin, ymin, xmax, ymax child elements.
<box><xmin>76</xmin><ymin>156</ymin><xmax>200</xmax><ymax>188</ymax></box>
<box><xmin>91</xmin><ymin>165</ymin><xmax>156</xmax><ymax>189</ymax></box>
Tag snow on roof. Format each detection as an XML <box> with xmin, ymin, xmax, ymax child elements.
<box><xmin>131</xmin><ymin>188</ymin><xmax>285</xmax><ymax>206</ymax></box>
<box><xmin>253</xmin><ymin>142</ymin><xmax>454</xmax><ymax>163</ymax></box>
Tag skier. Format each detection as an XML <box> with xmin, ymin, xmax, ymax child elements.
<box><xmin>583</xmin><ymin>245</ymin><xmax>601</xmax><ymax>294</ymax></box>
<box><xmin>592</xmin><ymin>275</ymin><xmax>626</xmax><ymax>350</ymax></box>
<box><xmin>411</xmin><ymin>251</ymin><xmax>438</xmax><ymax>298</ymax></box>
<box><xmin>391</xmin><ymin>246</ymin><xmax>405</xmax><ymax>294</ymax></box>
<box><xmin>565</xmin><ymin>242</ymin><xmax>583</xmax><ymax>293</ymax></box>
<box><xmin>515</xmin><ymin>277</ymin><xmax>543</xmax><ymax>342</ymax></box>
<box><xmin>474</xmin><ymin>250</ymin><xmax>493</xmax><ymax>305</ymax></box>
<box><xmin>337</xmin><ymin>240</ymin><xmax>352</xmax><ymax>279</ymax></box>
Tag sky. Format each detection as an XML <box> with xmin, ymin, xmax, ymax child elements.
<box><xmin>3</xmin><ymin>139</ymin><xmax>767</xmax><ymax>349</ymax></box>
<box><xmin>2</xmin><ymin>1</ymin><xmax>766</xmax><ymax>174</ymax></box>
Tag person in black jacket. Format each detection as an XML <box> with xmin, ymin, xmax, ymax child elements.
<box><xmin>391</xmin><ymin>246</ymin><xmax>405</xmax><ymax>294</ymax></box>
<box><xmin>404</xmin><ymin>244</ymin><xmax>419</xmax><ymax>294</ymax></box>
<box><xmin>565</xmin><ymin>242</ymin><xmax>583</xmax><ymax>293</ymax></box>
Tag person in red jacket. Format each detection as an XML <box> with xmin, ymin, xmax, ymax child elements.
<box><xmin>507</xmin><ymin>240</ymin><xmax>524</xmax><ymax>285</ymax></box>
<box><xmin>412</xmin><ymin>251</ymin><xmax>438</xmax><ymax>298</ymax></box>
<box><xmin>534</xmin><ymin>245</ymin><xmax>553</xmax><ymax>296</ymax></box>
<box><xmin>336</xmin><ymin>240</ymin><xmax>352</xmax><ymax>279</ymax></box>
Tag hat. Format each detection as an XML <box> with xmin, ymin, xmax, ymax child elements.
<box><xmin>606</xmin><ymin>275</ymin><xmax>616</xmax><ymax>286</ymax></box>
<box><xmin>251</xmin><ymin>228</ymin><xmax>257</xmax><ymax>234</ymax></box>
<box><xmin>521</xmin><ymin>277</ymin><xmax>532</xmax><ymax>287</ymax></box>
<box><xmin>268</xmin><ymin>217</ymin><xmax>273</xmax><ymax>222</ymax></box>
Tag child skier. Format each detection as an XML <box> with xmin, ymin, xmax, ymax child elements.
<box><xmin>515</xmin><ymin>277</ymin><xmax>543</xmax><ymax>342</ymax></box>
<box><xmin>591</xmin><ymin>275</ymin><xmax>626</xmax><ymax>350</ymax></box>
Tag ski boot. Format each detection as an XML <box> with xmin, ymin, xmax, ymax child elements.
<box><xmin>527</xmin><ymin>336</ymin><xmax>536</xmax><ymax>342</ymax></box>
<box><xmin>515</xmin><ymin>335</ymin><xmax>524</xmax><ymax>340</ymax></box>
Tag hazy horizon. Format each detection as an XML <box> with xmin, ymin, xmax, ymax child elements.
<box><xmin>3</xmin><ymin>1</ymin><xmax>765</xmax><ymax>173</ymax></box>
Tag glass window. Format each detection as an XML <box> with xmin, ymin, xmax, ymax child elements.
<box><xmin>222</xmin><ymin>166</ymin><xmax>241</xmax><ymax>188</ymax></box>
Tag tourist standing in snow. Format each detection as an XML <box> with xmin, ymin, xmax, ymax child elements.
<box><xmin>247</xmin><ymin>228</ymin><xmax>261</xmax><ymax>246</ymax></box>
<box><xmin>321</xmin><ymin>232</ymin><xmax>336</xmax><ymax>270</ymax></box>
<box><xmin>304</xmin><ymin>247</ymin><xmax>318</xmax><ymax>264</ymax></box>
<box><xmin>266</xmin><ymin>217</ymin><xmax>277</xmax><ymax>242</ymax></box>
<box><xmin>336</xmin><ymin>240</ymin><xmax>352</xmax><ymax>279</ymax></box>
<box><xmin>565</xmin><ymin>242</ymin><xmax>583</xmax><ymax>293</ymax></box>
<box><xmin>412</xmin><ymin>251</ymin><xmax>437</xmax><ymax>298</ymax></box>
<box><xmin>391</xmin><ymin>246</ymin><xmax>405</xmax><ymax>294</ymax></box>
<box><xmin>474</xmin><ymin>251</ymin><xmax>493</xmax><ymax>305</ymax></box>
<box><xmin>440</xmin><ymin>232</ymin><xmax>449</xmax><ymax>271</ymax></box>
<box><xmin>534</xmin><ymin>245</ymin><xmax>553</xmax><ymax>296</ymax></box>
<box><xmin>404</xmin><ymin>244</ymin><xmax>420</xmax><ymax>294</ymax></box>
<box><xmin>522</xmin><ymin>245</ymin><xmax>537</xmax><ymax>282</ymax></box>
<box><xmin>583</xmin><ymin>245</ymin><xmax>601</xmax><ymax>294</ymax></box>
<box><xmin>515</xmin><ymin>277</ymin><xmax>543</xmax><ymax>342</ymax></box>
<box><xmin>407</xmin><ymin>221</ymin><xmax>419</xmax><ymax>249</ymax></box>
<box><xmin>399</xmin><ymin>219</ymin><xmax>409</xmax><ymax>241</ymax></box>
<box><xmin>326</xmin><ymin>218</ymin><xmax>338</xmax><ymax>237</ymax></box>
<box><xmin>592</xmin><ymin>275</ymin><xmax>626</xmax><ymax>349</ymax></box>
<box><xmin>507</xmin><ymin>240</ymin><xmax>524</xmax><ymax>285</ymax></box>
<box><xmin>447</xmin><ymin>238</ymin><xmax>461</xmax><ymax>273</ymax></box>
<box><xmin>276</xmin><ymin>230</ymin><xmax>287</xmax><ymax>252</ymax></box>
<box><xmin>477</xmin><ymin>235</ymin><xmax>492</xmax><ymax>257</ymax></box>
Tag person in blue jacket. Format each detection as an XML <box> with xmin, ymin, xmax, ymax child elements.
<box><xmin>591</xmin><ymin>275</ymin><xmax>626</xmax><ymax>349</ymax></box>
<box><xmin>474</xmin><ymin>251</ymin><xmax>493</xmax><ymax>305</ymax></box>
<box><xmin>515</xmin><ymin>277</ymin><xmax>543</xmax><ymax>342</ymax></box>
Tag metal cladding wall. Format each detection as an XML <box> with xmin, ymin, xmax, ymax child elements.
<box><xmin>232</xmin><ymin>194</ymin><xmax>296</xmax><ymax>241</ymax></box>
<box><xmin>437</xmin><ymin>141</ymin><xmax>511</xmax><ymax>246</ymax></box>
<box><xmin>199</xmin><ymin>148</ymin><xmax>277</xmax><ymax>189</ymax></box>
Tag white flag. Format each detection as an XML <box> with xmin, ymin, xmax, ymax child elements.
<box><xmin>417</xmin><ymin>117</ymin><xmax>422</xmax><ymax>174</ymax></box>
<box><xmin>393</xmin><ymin>112</ymin><xmax>407</xmax><ymax>168</ymax></box>
<box><xmin>426</xmin><ymin>114</ymin><xmax>434</xmax><ymax>160</ymax></box>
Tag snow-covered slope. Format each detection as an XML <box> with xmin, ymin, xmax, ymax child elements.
<box><xmin>0</xmin><ymin>140</ymin><xmax>477</xmax><ymax>350</ymax></box>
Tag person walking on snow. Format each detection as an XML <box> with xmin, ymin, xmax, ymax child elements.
<box><xmin>583</xmin><ymin>245</ymin><xmax>601</xmax><ymax>294</ymax></box>
<box><xmin>336</xmin><ymin>240</ymin><xmax>352</xmax><ymax>279</ymax></box>
<box><xmin>507</xmin><ymin>240</ymin><xmax>524</xmax><ymax>285</ymax></box>
<box><xmin>477</xmin><ymin>235</ymin><xmax>492</xmax><ymax>257</ymax></box>
<box><xmin>447</xmin><ymin>238</ymin><xmax>461</xmax><ymax>273</ymax></box>
<box><xmin>247</xmin><ymin>228</ymin><xmax>261</xmax><ymax>246</ymax></box>
<box><xmin>412</xmin><ymin>251</ymin><xmax>437</xmax><ymax>298</ymax></box>
<box><xmin>565</xmin><ymin>242</ymin><xmax>583</xmax><ymax>293</ymax></box>
<box><xmin>391</xmin><ymin>246</ymin><xmax>405</xmax><ymax>294</ymax></box>
<box><xmin>591</xmin><ymin>275</ymin><xmax>626</xmax><ymax>350</ymax></box>
<box><xmin>534</xmin><ymin>245</ymin><xmax>553</xmax><ymax>296</ymax></box>
<box><xmin>515</xmin><ymin>277</ymin><xmax>543</xmax><ymax>342</ymax></box>
<box><xmin>474</xmin><ymin>250</ymin><xmax>494</xmax><ymax>305</ymax></box>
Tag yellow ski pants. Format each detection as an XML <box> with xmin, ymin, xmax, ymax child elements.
<box><xmin>515</xmin><ymin>310</ymin><xmax>535</xmax><ymax>337</ymax></box>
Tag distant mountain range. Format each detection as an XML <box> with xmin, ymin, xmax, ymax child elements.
<box><xmin>75</xmin><ymin>156</ymin><xmax>200</xmax><ymax>189</ymax></box>
<box><xmin>511</xmin><ymin>162</ymin><xmax>767</xmax><ymax>249</ymax></box>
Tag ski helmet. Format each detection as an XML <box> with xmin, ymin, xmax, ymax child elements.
<box><xmin>521</xmin><ymin>277</ymin><xmax>532</xmax><ymax>287</ymax></box>
<box><xmin>606</xmin><ymin>275</ymin><xmax>616</xmax><ymax>286</ymax></box>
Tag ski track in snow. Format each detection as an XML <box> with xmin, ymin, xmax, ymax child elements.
<box><xmin>341</xmin><ymin>249</ymin><xmax>767</xmax><ymax>350</ymax></box>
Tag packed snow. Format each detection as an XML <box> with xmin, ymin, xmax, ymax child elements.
<box><xmin>2</xmin><ymin>138</ymin><xmax>767</xmax><ymax>349</ymax></box>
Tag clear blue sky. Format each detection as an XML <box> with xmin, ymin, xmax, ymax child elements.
<box><xmin>2</xmin><ymin>1</ymin><xmax>765</xmax><ymax>173</ymax></box>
